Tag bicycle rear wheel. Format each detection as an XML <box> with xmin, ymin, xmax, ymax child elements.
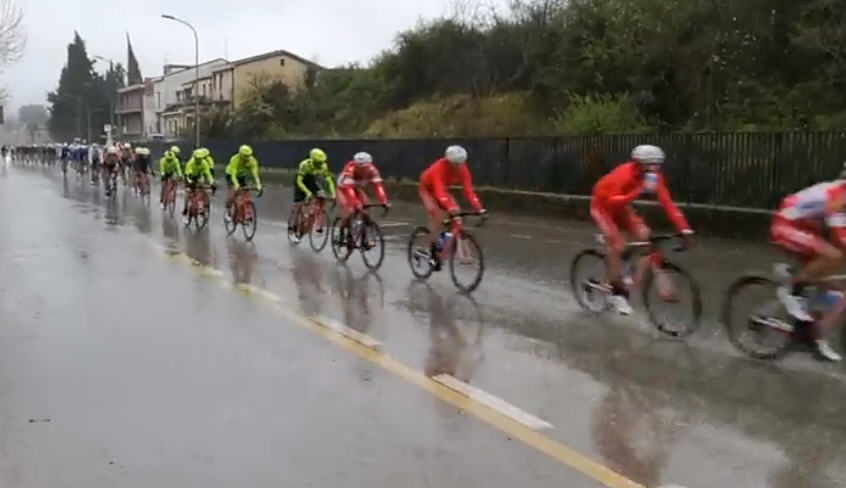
<box><xmin>722</xmin><ymin>275</ymin><xmax>795</xmax><ymax>360</ymax></box>
<box><xmin>449</xmin><ymin>231</ymin><xmax>484</xmax><ymax>293</ymax></box>
<box><xmin>642</xmin><ymin>260</ymin><xmax>702</xmax><ymax>338</ymax></box>
<box><xmin>360</xmin><ymin>220</ymin><xmax>385</xmax><ymax>271</ymax></box>
<box><xmin>309</xmin><ymin>209</ymin><xmax>329</xmax><ymax>252</ymax></box>
<box><xmin>408</xmin><ymin>226</ymin><xmax>435</xmax><ymax>280</ymax></box>
<box><xmin>330</xmin><ymin>217</ymin><xmax>353</xmax><ymax>262</ymax></box>
<box><xmin>242</xmin><ymin>202</ymin><xmax>257</xmax><ymax>241</ymax></box>
<box><xmin>194</xmin><ymin>207</ymin><xmax>209</xmax><ymax>231</ymax></box>
<box><xmin>569</xmin><ymin>249</ymin><xmax>611</xmax><ymax>313</ymax></box>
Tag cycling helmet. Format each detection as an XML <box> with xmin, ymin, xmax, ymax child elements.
<box><xmin>135</xmin><ymin>147</ymin><xmax>150</xmax><ymax>156</ymax></box>
<box><xmin>445</xmin><ymin>145</ymin><xmax>468</xmax><ymax>165</ymax></box>
<box><xmin>310</xmin><ymin>148</ymin><xmax>327</xmax><ymax>164</ymax></box>
<box><xmin>631</xmin><ymin>145</ymin><xmax>665</xmax><ymax>165</ymax></box>
<box><xmin>353</xmin><ymin>152</ymin><xmax>372</xmax><ymax>165</ymax></box>
<box><xmin>239</xmin><ymin>145</ymin><xmax>253</xmax><ymax>157</ymax></box>
<box><xmin>123</xmin><ymin>142</ymin><xmax>132</xmax><ymax>149</ymax></box>
<box><xmin>170</xmin><ymin>145</ymin><xmax>180</xmax><ymax>155</ymax></box>
<box><xmin>106</xmin><ymin>145</ymin><xmax>118</xmax><ymax>155</ymax></box>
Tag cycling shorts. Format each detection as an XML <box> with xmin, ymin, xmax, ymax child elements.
<box><xmin>590</xmin><ymin>203</ymin><xmax>648</xmax><ymax>248</ymax></box>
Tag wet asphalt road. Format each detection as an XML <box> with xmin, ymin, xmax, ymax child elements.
<box><xmin>2</xmin><ymin>163</ymin><xmax>846</xmax><ymax>488</ymax></box>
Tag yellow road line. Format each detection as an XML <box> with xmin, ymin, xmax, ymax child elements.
<box><xmin>157</xmin><ymin>246</ymin><xmax>647</xmax><ymax>488</ymax></box>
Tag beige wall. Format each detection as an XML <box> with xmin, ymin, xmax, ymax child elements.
<box><xmin>212</xmin><ymin>69</ymin><xmax>233</xmax><ymax>103</ymax></box>
<box><xmin>231</xmin><ymin>54</ymin><xmax>311</xmax><ymax>109</ymax></box>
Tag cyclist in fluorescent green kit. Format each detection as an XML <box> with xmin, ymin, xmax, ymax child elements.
<box><xmin>290</xmin><ymin>148</ymin><xmax>336</xmax><ymax>242</ymax></box>
<box><xmin>225</xmin><ymin>145</ymin><xmax>263</xmax><ymax>220</ymax></box>
<box><xmin>158</xmin><ymin>150</ymin><xmax>183</xmax><ymax>208</ymax></box>
<box><xmin>182</xmin><ymin>148</ymin><xmax>216</xmax><ymax>224</ymax></box>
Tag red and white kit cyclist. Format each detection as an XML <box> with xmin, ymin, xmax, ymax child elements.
<box><xmin>419</xmin><ymin>145</ymin><xmax>486</xmax><ymax>269</ymax></box>
<box><xmin>336</xmin><ymin>152</ymin><xmax>391</xmax><ymax>236</ymax></box>
<box><xmin>591</xmin><ymin>144</ymin><xmax>694</xmax><ymax>315</ymax></box>
<box><xmin>770</xmin><ymin>180</ymin><xmax>846</xmax><ymax>361</ymax></box>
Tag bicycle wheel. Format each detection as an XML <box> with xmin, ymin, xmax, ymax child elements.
<box><xmin>569</xmin><ymin>249</ymin><xmax>611</xmax><ymax>313</ymax></box>
<box><xmin>449</xmin><ymin>231</ymin><xmax>484</xmax><ymax>293</ymax></box>
<box><xmin>408</xmin><ymin>226</ymin><xmax>435</xmax><ymax>280</ymax></box>
<box><xmin>360</xmin><ymin>220</ymin><xmax>385</xmax><ymax>271</ymax></box>
<box><xmin>167</xmin><ymin>194</ymin><xmax>176</xmax><ymax>217</ymax></box>
<box><xmin>309</xmin><ymin>209</ymin><xmax>330</xmax><ymax>252</ymax></box>
<box><xmin>642</xmin><ymin>261</ymin><xmax>703</xmax><ymax>338</ymax></box>
<box><xmin>330</xmin><ymin>217</ymin><xmax>353</xmax><ymax>262</ymax></box>
<box><xmin>722</xmin><ymin>275</ymin><xmax>795</xmax><ymax>360</ymax></box>
<box><xmin>225</xmin><ymin>206</ymin><xmax>237</xmax><ymax>236</ymax></box>
<box><xmin>195</xmin><ymin>207</ymin><xmax>209</xmax><ymax>231</ymax></box>
<box><xmin>242</xmin><ymin>202</ymin><xmax>257</xmax><ymax>241</ymax></box>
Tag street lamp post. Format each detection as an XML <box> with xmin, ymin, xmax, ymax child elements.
<box><xmin>92</xmin><ymin>56</ymin><xmax>117</xmax><ymax>132</ymax></box>
<box><xmin>161</xmin><ymin>14</ymin><xmax>200</xmax><ymax>149</ymax></box>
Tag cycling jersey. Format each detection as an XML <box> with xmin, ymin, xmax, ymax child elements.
<box><xmin>225</xmin><ymin>154</ymin><xmax>262</xmax><ymax>189</ymax></box>
<box><xmin>296</xmin><ymin>158</ymin><xmax>335</xmax><ymax>198</ymax></box>
<box><xmin>134</xmin><ymin>155</ymin><xmax>151</xmax><ymax>173</ymax></box>
<box><xmin>772</xmin><ymin>182</ymin><xmax>846</xmax><ymax>256</ymax></box>
<box><xmin>591</xmin><ymin>161</ymin><xmax>690</xmax><ymax>233</ymax></box>
<box><xmin>184</xmin><ymin>157</ymin><xmax>214</xmax><ymax>184</ymax></box>
<box><xmin>337</xmin><ymin>161</ymin><xmax>388</xmax><ymax>212</ymax></box>
<box><xmin>104</xmin><ymin>153</ymin><xmax>120</xmax><ymax>167</ymax></box>
<box><xmin>419</xmin><ymin>158</ymin><xmax>482</xmax><ymax>214</ymax></box>
<box><xmin>159</xmin><ymin>155</ymin><xmax>183</xmax><ymax>178</ymax></box>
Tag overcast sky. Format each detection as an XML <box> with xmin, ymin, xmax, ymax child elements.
<box><xmin>8</xmin><ymin>0</ymin><xmax>507</xmax><ymax>111</ymax></box>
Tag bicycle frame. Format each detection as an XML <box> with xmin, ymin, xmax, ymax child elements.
<box><xmin>163</xmin><ymin>179</ymin><xmax>178</xmax><ymax>204</ymax></box>
<box><xmin>189</xmin><ymin>186</ymin><xmax>210</xmax><ymax>214</ymax></box>
<box><xmin>234</xmin><ymin>187</ymin><xmax>255</xmax><ymax>223</ymax></box>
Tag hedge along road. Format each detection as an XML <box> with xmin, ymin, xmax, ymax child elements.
<box><xmin>1</xmin><ymin>164</ymin><xmax>846</xmax><ymax>488</ymax></box>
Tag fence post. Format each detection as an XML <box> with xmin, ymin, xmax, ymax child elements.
<box><xmin>684</xmin><ymin>133</ymin><xmax>692</xmax><ymax>204</ymax></box>
<box><xmin>504</xmin><ymin>137</ymin><xmax>511</xmax><ymax>187</ymax></box>
<box><xmin>771</xmin><ymin>132</ymin><xmax>783</xmax><ymax>208</ymax></box>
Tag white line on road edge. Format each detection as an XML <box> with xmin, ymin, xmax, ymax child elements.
<box><xmin>308</xmin><ymin>315</ymin><xmax>385</xmax><ymax>350</ymax></box>
<box><xmin>236</xmin><ymin>283</ymin><xmax>282</xmax><ymax>303</ymax></box>
<box><xmin>433</xmin><ymin>374</ymin><xmax>553</xmax><ymax>431</ymax></box>
<box><xmin>510</xmin><ymin>234</ymin><xmax>533</xmax><ymax>240</ymax></box>
<box><xmin>380</xmin><ymin>221</ymin><xmax>411</xmax><ymax>228</ymax></box>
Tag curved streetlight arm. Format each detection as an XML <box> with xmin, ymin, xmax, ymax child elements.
<box><xmin>161</xmin><ymin>14</ymin><xmax>200</xmax><ymax>148</ymax></box>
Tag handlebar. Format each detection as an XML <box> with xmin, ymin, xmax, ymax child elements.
<box><xmin>628</xmin><ymin>233</ymin><xmax>690</xmax><ymax>252</ymax></box>
<box><xmin>442</xmin><ymin>211</ymin><xmax>488</xmax><ymax>228</ymax></box>
<box><xmin>361</xmin><ymin>203</ymin><xmax>390</xmax><ymax>217</ymax></box>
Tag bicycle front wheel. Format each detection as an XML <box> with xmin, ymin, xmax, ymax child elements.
<box><xmin>642</xmin><ymin>260</ymin><xmax>703</xmax><ymax>338</ymax></box>
<box><xmin>569</xmin><ymin>249</ymin><xmax>611</xmax><ymax>314</ymax></box>
<box><xmin>449</xmin><ymin>231</ymin><xmax>484</xmax><ymax>293</ymax></box>
<box><xmin>242</xmin><ymin>202</ymin><xmax>257</xmax><ymax>241</ymax></box>
<box><xmin>330</xmin><ymin>217</ymin><xmax>353</xmax><ymax>262</ymax></box>
<box><xmin>360</xmin><ymin>220</ymin><xmax>385</xmax><ymax>271</ymax></box>
<box><xmin>722</xmin><ymin>275</ymin><xmax>794</xmax><ymax>360</ymax></box>
<box><xmin>408</xmin><ymin>226</ymin><xmax>434</xmax><ymax>280</ymax></box>
<box><xmin>224</xmin><ymin>206</ymin><xmax>237</xmax><ymax>236</ymax></box>
<box><xmin>309</xmin><ymin>209</ymin><xmax>329</xmax><ymax>252</ymax></box>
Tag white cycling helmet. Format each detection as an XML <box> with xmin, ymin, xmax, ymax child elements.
<box><xmin>106</xmin><ymin>145</ymin><xmax>118</xmax><ymax>155</ymax></box>
<box><xmin>631</xmin><ymin>145</ymin><xmax>665</xmax><ymax>165</ymax></box>
<box><xmin>353</xmin><ymin>152</ymin><xmax>373</xmax><ymax>165</ymax></box>
<box><xmin>445</xmin><ymin>145</ymin><xmax>468</xmax><ymax>165</ymax></box>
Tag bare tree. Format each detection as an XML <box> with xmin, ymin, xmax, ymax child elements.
<box><xmin>0</xmin><ymin>0</ymin><xmax>23</xmax><ymax>67</ymax></box>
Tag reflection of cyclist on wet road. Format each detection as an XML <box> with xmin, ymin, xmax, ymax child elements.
<box><xmin>590</xmin><ymin>337</ymin><xmax>682</xmax><ymax>487</ymax></box>
<box><xmin>407</xmin><ymin>283</ymin><xmax>484</xmax><ymax>382</ymax></box>
<box><xmin>331</xmin><ymin>267</ymin><xmax>384</xmax><ymax>334</ymax></box>
<box><xmin>292</xmin><ymin>253</ymin><xmax>325</xmax><ymax>316</ymax></box>
<box><xmin>227</xmin><ymin>240</ymin><xmax>257</xmax><ymax>285</ymax></box>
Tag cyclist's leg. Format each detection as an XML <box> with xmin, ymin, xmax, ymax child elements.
<box><xmin>771</xmin><ymin>218</ymin><xmax>840</xmax><ymax>321</ymax></box>
<box><xmin>182</xmin><ymin>181</ymin><xmax>194</xmax><ymax>215</ymax></box>
<box><xmin>420</xmin><ymin>186</ymin><xmax>446</xmax><ymax>247</ymax></box>
<box><xmin>590</xmin><ymin>202</ymin><xmax>626</xmax><ymax>285</ymax></box>
<box><xmin>337</xmin><ymin>186</ymin><xmax>359</xmax><ymax>230</ymax></box>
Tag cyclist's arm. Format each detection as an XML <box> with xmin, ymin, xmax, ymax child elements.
<box><xmin>430</xmin><ymin>172</ymin><xmax>458</xmax><ymax>213</ymax></box>
<box><xmin>369</xmin><ymin>169</ymin><xmax>388</xmax><ymax>205</ymax></box>
<box><xmin>296</xmin><ymin>162</ymin><xmax>312</xmax><ymax>197</ymax></box>
<box><xmin>459</xmin><ymin>165</ymin><xmax>483</xmax><ymax>212</ymax></box>
<box><xmin>175</xmin><ymin>160</ymin><xmax>183</xmax><ymax>178</ymax></box>
<box><xmin>250</xmin><ymin>157</ymin><xmax>262</xmax><ymax>189</ymax></box>
<box><xmin>158</xmin><ymin>157</ymin><xmax>166</xmax><ymax>175</ymax></box>
<box><xmin>226</xmin><ymin>156</ymin><xmax>240</xmax><ymax>187</ymax></box>
<box><xmin>202</xmin><ymin>162</ymin><xmax>214</xmax><ymax>184</ymax></box>
<box><xmin>322</xmin><ymin>169</ymin><xmax>336</xmax><ymax>198</ymax></box>
<box><xmin>656</xmin><ymin>177</ymin><xmax>691</xmax><ymax>232</ymax></box>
